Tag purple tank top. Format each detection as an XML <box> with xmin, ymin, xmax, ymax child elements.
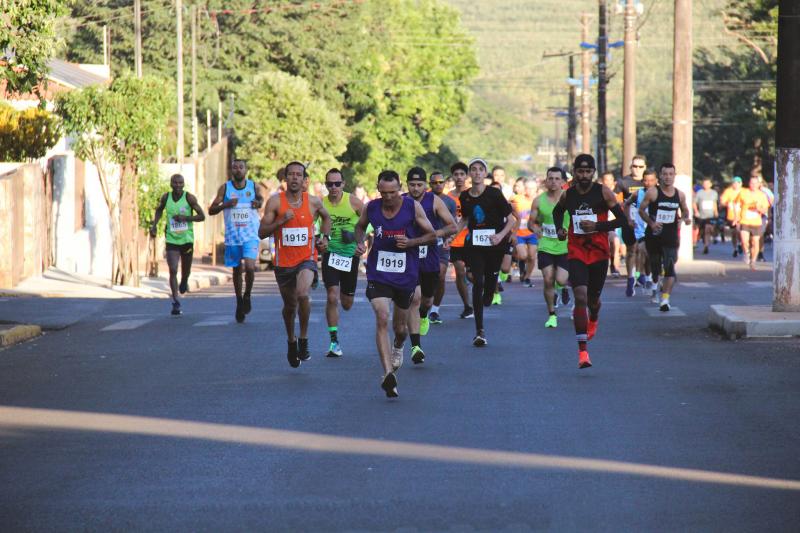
<box><xmin>404</xmin><ymin>192</ymin><xmax>439</xmax><ymax>273</ymax></box>
<box><xmin>367</xmin><ymin>196</ymin><xmax>419</xmax><ymax>291</ymax></box>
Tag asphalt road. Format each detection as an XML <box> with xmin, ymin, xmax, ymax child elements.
<box><xmin>1</xmin><ymin>245</ymin><xmax>799</xmax><ymax>531</ymax></box>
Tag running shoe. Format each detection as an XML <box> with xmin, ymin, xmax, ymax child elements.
<box><xmin>523</xmin><ymin>278</ymin><xmax>533</xmax><ymax>288</ymax></box>
<box><xmin>428</xmin><ymin>311</ymin><xmax>443</xmax><ymax>324</ymax></box>
<box><xmin>419</xmin><ymin>317</ymin><xmax>430</xmax><ymax>336</ymax></box>
<box><xmin>625</xmin><ymin>277</ymin><xmax>635</xmax><ymax>297</ymax></box>
<box><xmin>650</xmin><ymin>289</ymin><xmax>659</xmax><ymax>304</ymax></box>
<box><xmin>381</xmin><ymin>372</ymin><xmax>399</xmax><ymax>398</ymax></box>
<box><xmin>287</xmin><ymin>339</ymin><xmax>301</xmax><ymax>368</ymax></box>
<box><xmin>326</xmin><ymin>341</ymin><xmax>343</xmax><ymax>358</ymax></box>
<box><xmin>460</xmin><ymin>306</ymin><xmax>474</xmax><ymax>319</ymax></box>
<box><xmin>610</xmin><ymin>268</ymin><xmax>621</xmax><ymax>278</ymax></box>
<box><xmin>492</xmin><ymin>293</ymin><xmax>502</xmax><ymax>305</ymax></box>
<box><xmin>171</xmin><ymin>301</ymin><xmax>182</xmax><ymax>316</ymax></box>
<box><xmin>391</xmin><ymin>344</ymin><xmax>404</xmax><ymax>371</ymax></box>
<box><xmin>757</xmin><ymin>252</ymin><xmax>766</xmax><ymax>262</ymax></box>
<box><xmin>472</xmin><ymin>331</ymin><xmax>487</xmax><ymax>347</ymax></box>
<box><xmin>497</xmin><ymin>281</ymin><xmax>504</xmax><ymax>292</ymax></box>
<box><xmin>235</xmin><ymin>299</ymin><xmax>245</xmax><ymax>323</ymax></box>
<box><xmin>544</xmin><ymin>315</ymin><xmax>558</xmax><ymax>328</ymax></box>
<box><xmin>242</xmin><ymin>293</ymin><xmax>252</xmax><ymax>315</ymax></box>
<box><xmin>732</xmin><ymin>250</ymin><xmax>738</xmax><ymax>258</ymax></box>
<box><xmin>703</xmin><ymin>246</ymin><xmax>709</xmax><ymax>255</ymax></box>
<box><xmin>578</xmin><ymin>350</ymin><xmax>592</xmax><ymax>369</ymax></box>
<box><xmin>561</xmin><ymin>287</ymin><xmax>571</xmax><ymax>306</ymax></box>
<box><xmin>411</xmin><ymin>345</ymin><xmax>425</xmax><ymax>364</ymax></box>
<box><xmin>587</xmin><ymin>319</ymin><xmax>598</xmax><ymax>340</ymax></box>
<box><xmin>179</xmin><ymin>278</ymin><xmax>189</xmax><ymax>294</ymax></box>
<box><xmin>659</xmin><ymin>297</ymin><xmax>670</xmax><ymax>312</ymax></box>
<box><xmin>637</xmin><ymin>274</ymin><xmax>647</xmax><ymax>287</ymax></box>
<box><xmin>298</xmin><ymin>338</ymin><xmax>311</xmax><ymax>361</ymax></box>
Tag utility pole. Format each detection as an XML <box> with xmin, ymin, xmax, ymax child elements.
<box><xmin>673</xmin><ymin>0</ymin><xmax>693</xmax><ymax>261</ymax></box>
<box><xmin>191</xmin><ymin>3</ymin><xmax>198</xmax><ymax>159</ymax></box>
<box><xmin>774</xmin><ymin>0</ymin><xmax>800</xmax><ymax>311</ymax></box>
<box><xmin>176</xmin><ymin>0</ymin><xmax>184</xmax><ymax>165</ymax></box>
<box><xmin>597</xmin><ymin>0</ymin><xmax>608</xmax><ymax>172</ymax></box>
<box><xmin>581</xmin><ymin>13</ymin><xmax>591</xmax><ymax>154</ymax></box>
<box><xmin>622</xmin><ymin>0</ymin><xmax>637</xmax><ymax>173</ymax></box>
<box><xmin>567</xmin><ymin>55</ymin><xmax>578</xmax><ymax>163</ymax></box>
<box><xmin>134</xmin><ymin>0</ymin><xmax>142</xmax><ymax>77</ymax></box>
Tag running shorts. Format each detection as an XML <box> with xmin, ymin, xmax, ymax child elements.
<box><xmin>516</xmin><ymin>233</ymin><xmax>538</xmax><ymax>246</ymax></box>
<box><xmin>419</xmin><ymin>270</ymin><xmax>440</xmax><ymax>299</ymax></box>
<box><xmin>321</xmin><ymin>252</ymin><xmax>359</xmax><ymax>296</ymax></box>
<box><xmin>166</xmin><ymin>242</ymin><xmax>194</xmax><ymax>255</ymax></box>
<box><xmin>740</xmin><ymin>223</ymin><xmax>764</xmax><ymax>237</ymax></box>
<box><xmin>568</xmin><ymin>258</ymin><xmax>608</xmax><ymax>301</ymax></box>
<box><xmin>449</xmin><ymin>246</ymin><xmax>465</xmax><ymax>264</ymax></box>
<box><xmin>224</xmin><ymin>240</ymin><xmax>260</xmax><ymax>267</ymax></box>
<box><xmin>275</xmin><ymin>259</ymin><xmax>317</xmax><ymax>289</ymax></box>
<box><xmin>366</xmin><ymin>280</ymin><xmax>414</xmax><ymax>310</ymax></box>
<box><xmin>537</xmin><ymin>251</ymin><xmax>568</xmax><ymax>271</ymax></box>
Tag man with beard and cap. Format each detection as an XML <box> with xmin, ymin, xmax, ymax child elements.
<box><xmin>403</xmin><ymin>167</ymin><xmax>457</xmax><ymax>364</ymax></box>
<box><xmin>457</xmin><ymin>158</ymin><xmax>516</xmax><ymax>347</ymax></box>
<box><xmin>552</xmin><ymin>154</ymin><xmax>635</xmax><ymax>368</ymax></box>
<box><xmin>259</xmin><ymin>161</ymin><xmax>331</xmax><ymax>368</ymax></box>
<box><xmin>209</xmin><ymin>159</ymin><xmax>264</xmax><ymax>323</ymax></box>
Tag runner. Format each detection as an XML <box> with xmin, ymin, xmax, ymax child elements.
<box><xmin>638</xmin><ymin>163</ymin><xmax>692</xmax><ymax>312</ymax></box>
<box><xmin>259</xmin><ymin>161</ymin><xmax>331</xmax><ymax>367</ymax></box>
<box><xmin>489</xmin><ymin>180</ymin><xmax>518</xmax><ymax>306</ymax></box>
<box><xmin>458</xmin><ymin>158</ymin><xmax>516</xmax><ymax>346</ymax></box>
<box><xmin>528</xmin><ymin>167</ymin><xmax>570</xmax><ymax>328</ymax></box>
<box><xmin>208</xmin><ymin>159</ymin><xmax>264</xmax><ymax>323</ymax></box>
<box><xmin>693</xmin><ymin>177</ymin><xmax>719</xmax><ymax>255</ymax></box>
<box><xmin>618</xmin><ymin>155</ymin><xmax>647</xmax><ymax>295</ymax></box>
<box><xmin>510</xmin><ymin>178</ymin><xmax>538</xmax><ymax>287</ymax></box>
<box><xmin>624</xmin><ymin>168</ymin><xmax>659</xmax><ymax>301</ymax></box>
<box><xmin>428</xmin><ymin>170</ymin><xmax>458</xmax><ymax>325</ymax></box>
<box><xmin>733</xmin><ymin>175</ymin><xmax>770</xmax><ymax>270</ymax></box>
<box><xmin>320</xmin><ymin>168</ymin><xmax>363</xmax><ymax>357</ymax></box>
<box><xmin>447</xmin><ymin>162</ymin><xmax>474</xmax><ymax>319</ymax></box>
<box><xmin>601</xmin><ymin>172</ymin><xmax>624</xmax><ymax>278</ymax></box>
<box><xmin>354</xmin><ymin>170</ymin><xmax>436</xmax><ymax>397</ymax></box>
<box><xmin>552</xmin><ymin>154</ymin><xmax>634</xmax><ymax>368</ymax></box>
<box><xmin>150</xmin><ymin>173</ymin><xmax>206</xmax><ymax>316</ymax></box>
<box><xmin>720</xmin><ymin>177</ymin><xmax>743</xmax><ymax>257</ymax></box>
<box><xmin>404</xmin><ymin>167</ymin><xmax>457</xmax><ymax>363</ymax></box>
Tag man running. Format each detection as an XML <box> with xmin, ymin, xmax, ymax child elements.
<box><xmin>720</xmin><ymin>176</ymin><xmax>743</xmax><ymax>257</ymax></box>
<box><xmin>447</xmin><ymin>162</ymin><xmax>473</xmax><ymax>319</ymax></box>
<box><xmin>259</xmin><ymin>161</ymin><xmax>331</xmax><ymax>367</ymax></box>
<box><xmin>510</xmin><ymin>177</ymin><xmax>538</xmax><ymax>287</ymax></box>
<box><xmin>428</xmin><ymin>170</ymin><xmax>458</xmax><ymax>325</ymax></box>
<box><xmin>209</xmin><ymin>159</ymin><xmax>264</xmax><ymax>323</ymax></box>
<box><xmin>528</xmin><ymin>167</ymin><xmax>570</xmax><ymax>328</ymax></box>
<box><xmin>733</xmin><ymin>175</ymin><xmax>770</xmax><ymax>270</ymax></box>
<box><xmin>618</xmin><ymin>155</ymin><xmax>647</xmax><ymax>295</ymax></box>
<box><xmin>150</xmin><ymin>173</ymin><xmax>206</xmax><ymax>316</ymax></box>
<box><xmin>355</xmin><ymin>170</ymin><xmax>436</xmax><ymax>398</ymax></box>
<box><xmin>404</xmin><ymin>167</ymin><xmax>457</xmax><ymax>364</ymax></box>
<box><xmin>693</xmin><ymin>177</ymin><xmax>719</xmax><ymax>255</ymax></box>
<box><xmin>638</xmin><ymin>163</ymin><xmax>692</xmax><ymax>312</ymax></box>
<box><xmin>458</xmin><ymin>158</ymin><xmax>516</xmax><ymax>347</ymax></box>
<box><xmin>553</xmin><ymin>154</ymin><xmax>634</xmax><ymax>368</ymax></box>
<box><xmin>319</xmin><ymin>168</ymin><xmax>363</xmax><ymax>357</ymax></box>
<box><xmin>625</xmin><ymin>168</ymin><xmax>659</xmax><ymax>301</ymax></box>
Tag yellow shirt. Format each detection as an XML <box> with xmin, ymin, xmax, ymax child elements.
<box><xmin>720</xmin><ymin>186</ymin><xmax>741</xmax><ymax>221</ymax></box>
<box><xmin>735</xmin><ymin>188</ymin><xmax>769</xmax><ymax>226</ymax></box>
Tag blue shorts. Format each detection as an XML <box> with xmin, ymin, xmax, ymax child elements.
<box><xmin>516</xmin><ymin>233</ymin><xmax>538</xmax><ymax>246</ymax></box>
<box><xmin>225</xmin><ymin>240</ymin><xmax>260</xmax><ymax>267</ymax></box>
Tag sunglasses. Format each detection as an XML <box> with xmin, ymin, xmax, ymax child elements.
<box><xmin>325</xmin><ymin>181</ymin><xmax>343</xmax><ymax>188</ymax></box>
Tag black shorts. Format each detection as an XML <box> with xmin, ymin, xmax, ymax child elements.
<box><xmin>740</xmin><ymin>223</ymin><xmax>764</xmax><ymax>237</ymax></box>
<box><xmin>538</xmin><ymin>251</ymin><xmax>569</xmax><ymax>271</ymax></box>
<box><xmin>166</xmin><ymin>242</ymin><xmax>193</xmax><ymax>255</ymax></box>
<box><xmin>321</xmin><ymin>252</ymin><xmax>359</xmax><ymax>296</ymax></box>
<box><xmin>695</xmin><ymin>218</ymin><xmax>713</xmax><ymax>231</ymax></box>
<box><xmin>449</xmin><ymin>246</ymin><xmax>466</xmax><ymax>264</ymax></box>
<box><xmin>645</xmin><ymin>239</ymin><xmax>678</xmax><ymax>278</ymax></box>
<box><xmin>366</xmin><ymin>280</ymin><xmax>414</xmax><ymax>310</ymax></box>
<box><xmin>568</xmin><ymin>258</ymin><xmax>608</xmax><ymax>300</ymax></box>
<box><xmin>275</xmin><ymin>260</ymin><xmax>317</xmax><ymax>289</ymax></box>
<box><xmin>419</xmin><ymin>270</ymin><xmax>440</xmax><ymax>298</ymax></box>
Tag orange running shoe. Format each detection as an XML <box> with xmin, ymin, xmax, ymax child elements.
<box><xmin>578</xmin><ymin>350</ymin><xmax>592</xmax><ymax>369</ymax></box>
<box><xmin>587</xmin><ymin>319</ymin><xmax>598</xmax><ymax>340</ymax></box>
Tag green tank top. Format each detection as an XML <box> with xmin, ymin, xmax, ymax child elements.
<box><xmin>323</xmin><ymin>192</ymin><xmax>359</xmax><ymax>256</ymax></box>
<box><xmin>537</xmin><ymin>193</ymin><xmax>569</xmax><ymax>255</ymax></box>
<box><xmin>165</xmin><ymin>191</ymin><xmax>194</xmax><ymax>245</ymax></box>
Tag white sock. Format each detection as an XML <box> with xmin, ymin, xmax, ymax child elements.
<box><xmin>645</xmin><ymin>274</ymin><xmax>652</xmax><ymax>282</ymax></box>
<box><xmin>430</xmin><ymin>305</ymin><xmax>439</xmax><ymax>315</ymax></box>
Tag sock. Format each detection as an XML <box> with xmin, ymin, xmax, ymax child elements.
<box><xmin>573</xmin><ymin>306</ymin><xmax>588</xmax><ymax>350</ymax></box>
<box><xmin>419</xmin><ymin>307</ymin><xmax>427</xmax><ymax>319</ymax></box>
<box><xmin>328</xmin><ymin>326</ymin><xmax>338</xmax><ymax>343</ymax></box>
<box><xmin>549</xmin><ymin>311</ymin><xmax>556</xmax><ymax>316</ymax></box>
<box><xmin>430</xmin><ymin>305</ymin><xmax>440</xmax><ymax>315</ymax></box>
<box><xmin>645</xmin><ymin>274</ymin><xmax>652</xmax><ymax>282</ymax></box>
<box><xmin>661</xmin><ymin>292</ymin><xmax>670</xmax><ymax>300</ymax></box>
<box><xmin>410</xmin><ymin>333</ymin><xmax>421</xmax><ymax>347</ymax></box>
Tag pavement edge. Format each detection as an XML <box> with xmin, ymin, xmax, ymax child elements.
<box><xmin>0</xmin><ymin>325</ymin><xmax>42</xmax><ymax>348</ymax></box>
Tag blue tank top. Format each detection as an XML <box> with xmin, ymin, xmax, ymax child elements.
<box><xmin>366</xmin><ymin>196</ymin><xmax>419</xmax><ymax>291</ymax></box>
<box><xmin>632</xmin><ymin>188</ymin><xmax>648</xmax><ymax>240</ymax></box>
<box><xmin>223</xmin><ymin>180</ymin><xmax>260</xmax><ymax>245</ymax></box>
<box><xmin>405</xmin><ymin>192</ymin><xmax>439</xmax><ymax>273</ymax></box>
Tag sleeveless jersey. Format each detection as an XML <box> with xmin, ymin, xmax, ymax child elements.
<box><xmin>564</xmin><ymin>182</ymin><xmax>610</xmax><ymax>264</ymax></box>
<box><xmin>275</xmin><ymin>191</ymin><xmax>315</xmax><ymax>268</ymax></box>
<box><xmin>646</xmin><ymin>187</ymin><xmax>681</xmax><ymax>247</ymax></box>
<box><xmin>323</xmin><ymin>192</ymin><xmax>359</xmax><ymax>257</ymax></box>
<box><xmin>537</xmin><ymin>194</ymin><xmax>569</xmax><ymax>255</ymax></box>
<box><xmin>405</xmin><ymin>192</ymin><xmax>439</xmax><ymax>273</ymax></box>
<box><xmin>223</xmin><ymin>180</ymin><xmax>260</xmax><ymax>245</ymax></box>
<box><xmin>448</xmin><ymin>190</ymin><xmax>468</xmax><ymax>248</ymax></box>
<box><xmin>511</xmin><ymin>194</ymin><xmax>533</xmax><ymax>237</ymax></box>
<box><xmin>164</xmin><ymin>191</ymin><xmax>194</xmax><ymax>245</ymax></box>
<box><xmin>366</xmin><ymin>196</ymin><xmax>419</xmax><ymax>291</ymax></box>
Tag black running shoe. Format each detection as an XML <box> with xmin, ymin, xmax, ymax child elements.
<box><xmin>381</xmin><ymin>372</ymin><xmax>399</xmax><ymax>398</ymax></box>
<box><xmin>235</xmin><ymin>298</ymin><xmax>245</xmax><ymax>323</ymax></box>
<box><xmin>179</xmin><ymin>278</ymin><xmax>188</xmax><ymax>294</ymax></box>
<box><xmin>287</xmin><ymin>339</ymin><xmax>301</xmax><ymax>368</ymax></box>
<box><xmin>298</xmin><ymin>338</ymin><xmax>311</xmax><ymax>361</ymax></box>
<box><xmin>472</xmin><ymin>331</ymin><xmax>487</xmax><ymax>347</ymax></box>
<box><xmin>171</xmin><ymin>301</ymin><xmax>182</xmax><ymax>316</ymax></box>
<box><xmin>243</xmin><ymin>293</ymin><xmax>252</xmax><ymax>315</ymax></box>
<box><xmin>460</xmin><ymin>306</ymin><xmax>474</xmax><ymax>319</ymax></box>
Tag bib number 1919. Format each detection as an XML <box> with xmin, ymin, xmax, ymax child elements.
<box><xmin>377</xmin><ymin>251</ymin><xmax>406</xmax><ymax>273</ymax></box>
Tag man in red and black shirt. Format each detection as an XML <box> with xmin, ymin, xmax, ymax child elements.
<box><xmin>553</xmin><ymin>154</ymin><xmax>635</xmax><ymax>369</ymax></box>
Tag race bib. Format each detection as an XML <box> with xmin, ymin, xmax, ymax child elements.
<box><xmin>419</xmin><ymin>245</ymin><xmax>428</xmax><ymax>259</ymax></box>
<box><xmin>232</xmin><ymin>207</ymin><xmax>252</xmax><ymax>227</ymax></box>
<box><xmin>282</xmin><ymin>227</ymin><xmax>308</xmax><ymax>247</ymax></box>
<box><xmin>472</xmin><ymin>229</ymin><xmax>496</xmax><ymax>246</ymax></box>
<box><xmin>327</xmin><ymin>252</ymin><xmax>352</xmax><ymax>272</ymax></box>
<box><xmin>572</xmin><ymin>214</ymin><xmax>597</xmax><ymax>235</ymax></box>
<box><xmin>377</xmin><ymin>250</ymin><xmax>406</xmax><ymax>273</ymax></box>
<box><xmin>169</xmin><ymin>218</ymin><xmax>188</xmax><ymax>233</ymax></box>
<box><xmin>542</xmin><ymin>223</ymin><xmax>557</xmax><ymax>238</ymax></box>
<box><xmin>746</xmin><ymin>208</ymin><xmax>761</xmax><ymax>219</ymax></box>
<box><xmin>655</xmin><ymin>209</ymin><xmax>676</xmax><ymax>224</ymax></box>
<box><xmin>701</xmin><ymin>200</ymin><xmax>715</xmax><ymax>212</ymax></box>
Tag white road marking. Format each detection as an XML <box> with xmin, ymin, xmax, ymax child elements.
<box><xmin>747</xmin><ymin>281</ymin><xmax>772</xmax><ymax>288</ymax></box>
<box><xmin>101</xmin><ymin>319</ymin><xmax>154</xmax><ymax>331</ymax></box>
<box><xmin>681</xmin><ymin>282</ymin><xmax>711</xmax><ymax>288</ymax></box>
<box><xmin>193</xmin><ymin>317</ymin><xmax>231</xmax><ymax>327</ymax></box>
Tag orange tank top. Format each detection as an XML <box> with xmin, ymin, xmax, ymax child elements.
<box><xmin>275</xmin><ymin>191</ymin><xmax>315</xmax><ymax>267</ymax></box>
<box><xmin>449</xmin><ymin>191</ymin><xmax>468</xmax><ymax>247</ymax></box>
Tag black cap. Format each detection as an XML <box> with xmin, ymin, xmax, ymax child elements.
<box><xmin>407</xmin><ymin>167</ymin><xmax>427</xmax><ymax>182</ymax></box>
<box><xmin>573</xmin><ymin>154</ymin><xmax>596</xmax><ymax>169</ymax></box>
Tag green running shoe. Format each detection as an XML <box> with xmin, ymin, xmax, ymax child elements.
<box><xmin>411</xmin><ymin>345</ymin><xmax>425</xmax><ymax>364</ymax></box>
<box><xmin>545</xmin><ymin>315</ymin><xmax>558</xmax><ymax>328</ymax></box>
<box><xmin>492</xmin><ymin>292</ymin><xmax>502</xmax><ymax>305</ymax></box>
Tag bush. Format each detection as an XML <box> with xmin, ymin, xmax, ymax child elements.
<box><xmin>0</xmin><ymin>103</ymin><xmax>61</xmax><ymax>161</ymax></box>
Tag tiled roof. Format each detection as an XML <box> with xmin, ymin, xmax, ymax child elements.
<box><xmin>47</xmin><ymin>59</ymin><xmax>109</xmax><ymax>88</ymax></box>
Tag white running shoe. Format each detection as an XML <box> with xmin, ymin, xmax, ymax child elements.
<box><xmin>391</xmin><ymin>343</ymin><xmax>404</xmax><ymax>371</ymax></box>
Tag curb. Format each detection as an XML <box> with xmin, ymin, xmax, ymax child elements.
<box><xmin>708</xmin><ymin>304</ymin><xmax>800</xmax><ymax>339</ymax></box>
<box><xmin>0</xmin><ymin>325</ymin><xmax>42</xmax><ymax>347</ymax></box>
<box><xmin>189</xmin><ymin>272</ymin><xmax>230</xmax><ymax>291</ymax></box>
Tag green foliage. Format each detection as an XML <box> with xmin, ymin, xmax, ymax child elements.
<box><xmin>137</xmin><ymin>160</ymin><xmax>170</xmax><ymax>230</ymax></box>
<box><xmin>0</xmin><ymin>103</ymin><xmax>60</xmax><ymax>161</ymax></box>
<box><xmin>0</xmin><ymin>0</ymin><xmax>71</xmax><ymax>100</ymax></box>
<box><xmin>237</xmin><ymin>70</ymin><xmax>347</xmax><ymax>183</ymax></box>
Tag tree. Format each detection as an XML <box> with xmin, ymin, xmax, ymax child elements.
<box><xmin>0</xmin><ymin>103</ymin><xmax>60</xmax><ymax>161</ymax></box>
<box><xmin>237</xmin><ymin>71</ymin><xmax>347</xmax><ymax>182</ymax></box>
<box><xmin>56</xmin><ymin>75</ymin><xmax>172</xmax><ymax>286</ymax></box>
<box><xmin>0</xmin><ymin>0</ymin><xmax>70</xmax><ymax>101</ymax></box>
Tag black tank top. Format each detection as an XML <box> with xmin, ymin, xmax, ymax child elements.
<box><xmin>646</xmin><ymin>187</ymin><xmax>680</xmax><ymax>246</ymax></box>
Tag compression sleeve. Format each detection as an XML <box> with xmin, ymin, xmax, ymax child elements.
<box><xmin>552</xmin><ymin>201</ymin><xmax>566</xmax><ymax>233</ymax></box>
